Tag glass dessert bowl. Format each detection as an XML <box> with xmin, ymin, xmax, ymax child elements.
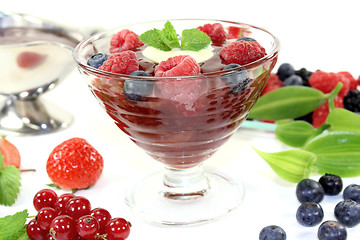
<box><xmin>74</xmin><ymin>19</ymin><xmax>279</xmax><ymax>225</ymax></box>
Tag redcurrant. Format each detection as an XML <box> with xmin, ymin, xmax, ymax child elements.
<box><xmin>49</xmin><ymin>215</ymin><xmax>77</xmax><ymax>240</ymax></box>
<box><xmin>66</xmin><ymin>196</ymin><xmax>91</xmax><ymax>220</ymax></box>
<box><xmin>90</xmin><ymin>208</ymin><xmax>112</xmax><ymax>233</ymax></box>
<box><xmin>33</xmin><ymin>189</ymin><xmax>58</xmax><ymax>211</ymax></box>
<box><xmin>76</xmin><ymin>215</ymin><xmax>100</xmax><ymax>239</ymax></box>
<box><xmin>26</xmin><ymin>218</ymin><xmax>46</xmax><ymax>240</ymax></box>
<box><xmin>105</xmin><ymin>218</ymin><xmax>131</xmax><ymax>240</ymax></box>
<box><xmin>37</xmin><ymin>207</ymin><xmax>57</xmax><ymax>231</ymax></box>
<box><xmin>54</xmin><ymin>193</ymin><xmax>75</xmax><ymax>215</ymax></box>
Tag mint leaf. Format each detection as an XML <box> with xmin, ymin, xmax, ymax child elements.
<box><xmin>162</xmin><ymin>21</ymin><xmax>180</xmax><ymax>49</ymax></box>
<box><xmin>181</xmin><ymin>29</ymin><xmax>211</xmax><ymax>51</ymax></box>
<box><xmin>0</xmin><ymin>210</ymin><xmax>28</xmax><ymax>240</ymax></box>
<box><xmin>0</xmin><ymin>158</ymin><xmax>21</xmax><ymax>206</ymax></box>
<box><xmin>140</xmin><ymin>29</ymin><xmax>171</xmax><ymax>51</ymax></box>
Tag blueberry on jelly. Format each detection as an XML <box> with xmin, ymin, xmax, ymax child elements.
<box><xmin>343</xmin><ymin>184</ymin><xmax>360</xmax><ymax>203</ymax></box>
<box><xmin>334</xmin><ymin>199</ymin><xmax>360</xmax><ymax>227</ymax></box>
<box><xmin>296</xmin><ymin>179</ymin><xmax>325</xmax><ymax>203</ymax></box>
<box><xmin>277</xmin><ymin>63</ymin><xmax>295</xmax><ymax>81</ymax></box>
<box><xmin>124</xmin><ymin>70</ymin><xmax>154</xmax><ymax>101</ymax></box>
<box><xmin>318</xmin><ymin>174</ymin><xmax>343</xmax><ymax>196</ymax></box>
<box><xmin>222</xmin><ymin>63</ymin><xmax>251</xmax><ymax>94</ymax></box>
<box><xmin>318</xmin><ymin>221</ymin><xmax>347</xmax><ymax>240</ymax></box>
<box><xmin>259</xmin><ymin>225</ymin><xmax>286</xmax><ymax>240</ymax></box>
<box><xmin>282</xmin><ymin>75</ymin><xmax>303</xmax><ymax>86</ymax></box>
<box><xmin>87</xmin><ymin>53</ymin><xmax>108</xmax><ymax>69</ymax></box>
<box><xmin>296</xmin><ymin>202</ymin><xmax>324</xmax><ymax>227</ymax></box>
<box><xmin>237</xmin><ymin>36</ymin><xmax>257</xmax><ymax>42</ymax></box>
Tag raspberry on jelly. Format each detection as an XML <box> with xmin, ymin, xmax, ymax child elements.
<box><xmin>110</xmin><ymin>29</ymin><xmax>143</xmax><ymax>53</ymax></box>
<box><xmin>154</xmin><ymin>55</ymin><xmax>200</xmax><ymax>77</ymax></box>
<box><xmin>197</xmin><ymin>23</ymin><xmax>227</xmax><ymax>46</ymax></box>
<box><xmin>220</xmin><ymin>40</ymin><xmax>266</xmax><ymax>66</ymax></box>
<box><xmin>99</xmin><ymin>51</ymin><xmax>139</xmax><ymax>75</ymax></box>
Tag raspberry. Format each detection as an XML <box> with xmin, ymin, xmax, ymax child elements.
<box><xmin>260</xmin><ymin>73</ymin><xmax>283</xmax><ymax>96</ymax></box>
<box><xmin>312</xmin><ymin>96</ymin><xmax>344</xmax><ymax>128</ymax></box>
<box><xmin>99</xmin><ymin>51</ymin><xmax>139</xmax><ymax>75</ymax></box>
<box><xmin>220</xmin><ymin>40</ymin><xmax>266</xmax><ymax>65</ymax></box>
<box><xmin>338</xmin><ymin>71</ymin><xmax>357</xmax><ymax>90</ymax></box>
<box><xmin>197</xmin><ymin>23</ymin><xmax>227</xmax><ymax>46</ymax></box>
<box><xmin>308</xmin><ymin>71</ymin><xmax>350</xmax><ymax>97</ymax></box>
<box><xmin>154</xmin><ymin>55</ymin><xmax>200</xmax><ymax>77</ymax></box>
<box><xmin>109</xmin><ymin>29</ymin><xmax>143</xmax><ymax>53</ymax></box>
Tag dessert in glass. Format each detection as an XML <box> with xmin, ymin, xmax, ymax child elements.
<box><xmin>73</xmin><ymin>19</ymin><xmax>279</xmax><ymax>225</ymax></box>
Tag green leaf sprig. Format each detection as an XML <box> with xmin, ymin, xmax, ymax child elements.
<box><xmin>140</xmin><ymin>21</ymin><xmax>211</xmax><ymax>52</ymax></box>
<box><xmin>0</xmin><ymin>210</ymin><xmax>29</xmax><ymax>240</ymax></box>
<box><xmin>0</xmin><ymin>155</ymin><xmax>21</xmax><ymax>206</ymax></box>
<box><xmin>251</xmin><ymin>82</ymin><xmax>360</xmax><ymax>182</ymax></box>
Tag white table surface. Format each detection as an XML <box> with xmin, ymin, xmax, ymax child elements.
<box><xmin>1</xmin><ymin>1</ymin><xmax>360</xmax><ymax>239</ymax></box>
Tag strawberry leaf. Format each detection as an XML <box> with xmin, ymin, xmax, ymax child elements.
<box><xmin>0</xmin><ymin>158</ymin><xmax>21</xmax><ymax>206</ymax></box>
<box><xmin>0</xmin><ymin>210</ymin><xmax>28</xmax><ymax>240</ymax></box>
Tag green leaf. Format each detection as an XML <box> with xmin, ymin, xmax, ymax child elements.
<box><xmin>275</xmin><ymin>121</ymin><xmax>317</xmax><ymax>147</ymax></box>
<box><xmin>326</xmin><ymin>108</ymin><xmax>360</xmax><ymax>133</ymax></box>
<box><xmin>303</xmin><ymin>131</ymin><xmax>360</xmax><ymax>177</ymax></box>
<box><xmin>0</xmin><ymin>164</ymin><xmax>21</xmax><ymax>206</ymax></box>
<box><xmin>249</xmin><ymin>83</ymin><xmax>343</xmax><ymax>120</ymax></box>
<box><xmin>0</xmin><ymin>210</ymin><xmax>28</xmax><ymax>240</ymax></box>
<box><xmin>181</xmin><ymin>29</ymin><xmax>211</xmax><ymax>51</ymax></box>
<box><xmin>140</xmin><ymin>29</ymin><xmax>171</xmax><ymax>51</ymax></box>
<box><xmin>162</xmin><ymin>21</ymin><xmax>181</xmax><ymax>49</ymax></box>
<box><xmin>253</xmin><ymin>147</ymin><xmax>317</xmax><ymax>183</ymax></box>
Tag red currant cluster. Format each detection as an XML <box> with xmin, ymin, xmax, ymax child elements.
<box><xmin>26</xmin><ymin>189</ymin><xmax>131</xmax><ymax>240</ymax></box>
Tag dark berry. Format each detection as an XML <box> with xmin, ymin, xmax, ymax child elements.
<box><xmin>318</xmin><ymin>174</ymin><xmax>343</xmax><ymax>196</ymax></box>
<box><xmin>282</xmin><ymin>75</ymin><xmax>303</xmax><ymax>86</ymax></box>
<box><xmin>296</xmin><ymin>202</ymin><xmax>324</xmax><ymax>227</ymax></box>
<box><xmin>87</xmin><ymin>53</ymin><xmax>108</xmax><ymax>69</ymax></box>
<box><xmin>318</xmin><ymin>221</ymin><xmax>347</xmax><ymax>240</ymax></box>
<box><xmin>124</xmin><ymin>70</ymin><xmax>154</xmax><ymax>101</ymax></box>
<box><xmin>222</xmin><ymin>63</ymin><xmax>251</xmax><ymax>94</ymax></box>
<box><xmin>237</xmin><ymin>36</ymin><xmax>257</xmax><ymax>42</ymax></box>
<box><xmin>343</xmin><ymin>90</ymin><xmax>360</xmax><ymax>113</ymax></box>
<box><xmin>334</xmin><ymin>199</ymin><xmax>360</xmax><ymax>227</ymax></box>
<box><xmin>296</xmin><ymin>179</ymin><xmax>325</xmax><ymax>203</ymax></box>
<box><xmin>277</xmin><ymin>63</ymin><xmax>295</xmax><ymax>81</ymax></box>
<box><xmin>294</xmin><ymin>112</ymin><xmax>313</xmax><ymax>125</ymax></box>
<box><xmin>259</xmin><ymin>225</ymin><xmax>286</xmax><ymax>240</ymax></box>
<box><xmin>294</xmin><ymin>67</ymin><xmax>312</xmax><ymax>86</ymax></box>
<box><xmin>343</xmin><ymin>184</ymin><xmax>360</xmax><ymax>203</ymax></box>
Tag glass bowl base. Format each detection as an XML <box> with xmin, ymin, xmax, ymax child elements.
<box><xmin>125</xmin><ymin>169</ymin><xmax>245</xmax><ymax>226</ymax></box>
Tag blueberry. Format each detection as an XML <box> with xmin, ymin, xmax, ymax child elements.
<box><xmin>317</xmin><ymin>221</ymin><xmax>347</xmax><ymax>240</ymax></box>
<box><xmin>277</xmin><ymin>63</ymin><xmax>295</xmax><ymax>81</ymax></box>
<box><xmin>87</xmin><ymin>53</ymin><xmax>108</xmax><ymax>68</ymax></box>
<box><xmin>259</xmin><ymin>225</ymin><xmax>286</xmax><ymax>240</ymax></box>
<box><xmin>124</xmin><ymin>70</ymin><xmax>154</xmax><ymax>101</ymax></box>
<box><xmin>334</xmin><ymin>199</ymin><xmax>360</xmax><ymax>227</ymax></box>
<box><xmin>318</xmin><ymin>174</ymin><xmax>343</xmax><ymax>196</ymax></box>
<box><xmin>343</xmin><ymin>184</ymin><xmax>360</xmax><ymax>203</ymax></box>
<box><xmin>296</xmin><ymin>179</ymin><xmax>325</xmax><ymax>203</ymax></box>
<box><xmin>296</xmin><ymin>202</ymin><xmax>324</xmax><ymax>227</ymax></box>
<box><xmin>222</xmin><ymin>63</ymin><xmax>251</xmax><ymax>94</ymax></box>
<box><xmin>282</xmin><ymin>75</ymin><xmax>303</xmax><ymax>86</ymax></box>
<box><xmin>237</xmin><ymin>36</ymin><xmax>257</xmax><ymax>42</ymax></box>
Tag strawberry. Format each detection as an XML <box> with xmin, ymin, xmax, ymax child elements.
<box><xmin>46</xmin><ymin>138</ymin><xmax>104</xmax><ymax>190</ymax></box>
<box><xmin>0</xmin><ymin>137</ymin><xmax>21</xmax><ymax>168</ymax></box>
<box><xmin>312</xmin><ymin>96</ymin><xmax>344</xmax><ymax>128</ymax></box>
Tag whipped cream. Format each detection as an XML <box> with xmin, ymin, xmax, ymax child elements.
<box><xmin>142</xmin><ymin>44</ymin><xmax>214</xmax><ymax>64</ymax></box>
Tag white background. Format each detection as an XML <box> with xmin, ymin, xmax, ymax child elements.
<box><xmin>1</xmin><ymin>1</ymin><xmax>360</xmax><ymax>239</ymax></box>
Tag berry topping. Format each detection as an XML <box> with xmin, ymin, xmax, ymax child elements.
<box><xmin>222</xmin><ymin>63</ymin><xmax>251</xmax><ymax>94</ymax></box>
<box><xmin>317</xmin><ymin>221</ymin><xmax>347</xmax><ymax>240</ymax></box>
<box><xmin>99</xmin><ymin>51</ymin><xmax>139</xmax><ymax>75</ymax></box>
<box><xmin>110</xmin><ymin>29</ymin><xmax>143</xmax><ymax>53</ymax></box>
<box><xmin>296</xmin><ymin>179</ymin><xmax>325</xmax><ymax>203</ymax></box>
<box><xmin>237</xmin><ymin>36</ymin><xmax>257</xmax><ymax>42</ymax></box>
<box><xmin>46</xmin><ymin>137</ymin><xmax>104</xmax><ymax>190</ymax></box>
<box><xmin>259</xmin><ymin>225</ymin><xmax>286</xmax><ymax>240</ymax></box>
<box><xmin>296</xmin><ymin>202</ymin><xmax>324</xmax><ymax>227</ymax></box>
<box><xmin>0</xmin><ymin>136</ymin><xmax>21</xmax><ymax>168</ymax></box>
<box><xmin>220</xmin><ymin>40</ymin><xmax>266</xmax><ymax>65</ymax></box>
<box><xmin>334</xmin><ymin>199</ymin><xmax>360</xmax><ymax>227</ymax></box>
<box><xmin>87</xmin><ymin>53</ymin><xmax>108</xmax><ymax>69</ymax></box>
<box><xmin>308</xmin><ymin>71</ymin><xmax>350</xmax><ymax>98</ymax></box>
<box><xmin>318</xmin><ymin>174</ymin><xmax>343</xmax><ymax>196</ymax></box>
<box><xmin>154</xmin><ymin>55</ymin><xmax>200</xmax><ymax>77</ymax></box>
<box><xmin>197</xmin><ymin>23</ymin><xmax>227</xmax><ymax>46</ymax></box>
<box><xmin>124</xmin><ymin>70</ymin><xmax>154</xmax><ymax>101</ymax></box>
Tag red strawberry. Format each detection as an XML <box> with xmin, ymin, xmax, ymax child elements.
<box><xmin>99</xmin><ymin>51</ymin><xmax>139</xmax><ymax>74</ymax></box>
<box><xmin>220</xmin><ymin>40</ymin><xmax>266</xmax><ymax>65</ymax></box>
<box><xmin>46</xmin><ymin>138</ymin><xmax>104</xmax><ymax>190</ymax></box>
<box><xmin>110</xmin><ymin>29</ymin><xmax>143</xmax><ymax>53</ymax></box>
<box><xmin>154</xmin><ymin>55</ymin><xmax>200</xmax><ymax>77</ymax></box>
<box><xmin>312</xmin><ymin>96</ymin><xmax>344</xmax><ymax>128</ymax></box>
<box><xmin>0</xmin><ymin>137</ymin><xmax>21</xmax><ymax>168</ymax></box>
<box><xmin>17</xmin><ymin>51</ymin><xmax>45</xmax><ymax>68</ymax></box>
<box><xmin>197</xmin><ymin>23</ymin><xmax>227</xmax><ymax>46</ymax></box>
<box><xmin>308</xmin><ymin>71</ymin><xmax>350</xmax><ymax>97</ymax></box>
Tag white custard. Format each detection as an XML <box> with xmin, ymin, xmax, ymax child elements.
<box><xmin>142</xmin><ymin>44</ymin><xmax>214</xmax><ymax>64</ymax></box>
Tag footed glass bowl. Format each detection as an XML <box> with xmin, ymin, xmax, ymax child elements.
<box><xmin>74</xmin><ymin>19</ymin><xmax>279</xmax><ymax>225</ymax></box>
